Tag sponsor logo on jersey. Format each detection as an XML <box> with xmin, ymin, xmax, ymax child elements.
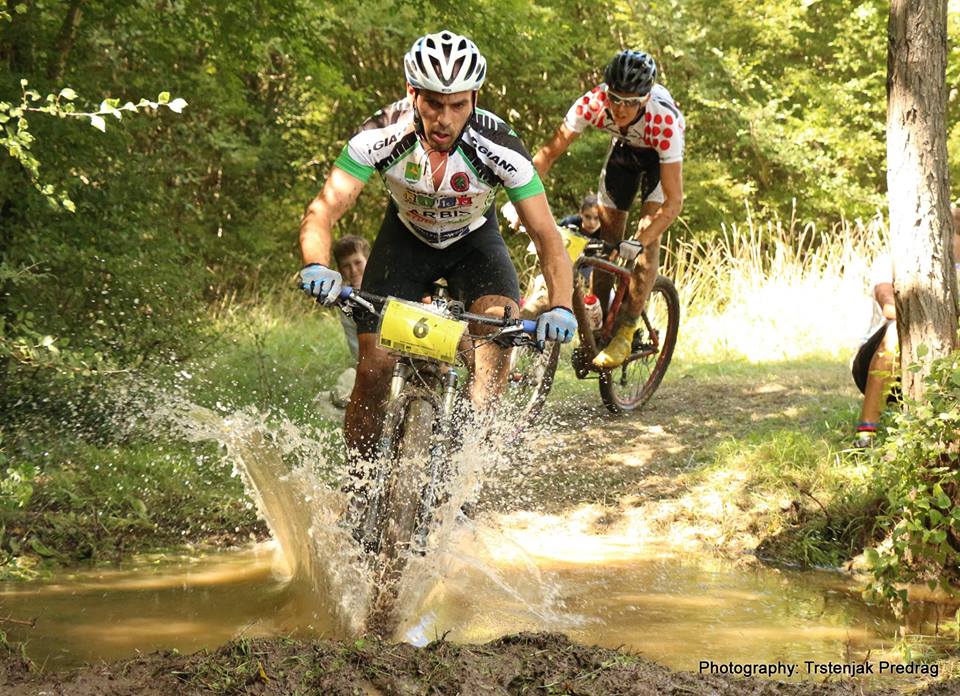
<box><xmin>475</xmin><ymin>145</ymin><xmax>518</xmax><ymax>174</ymax></box>
<box><xmin>371</xmin><ymin>134</ymin><xmax>399</xmax><ymax>152</ymax></box>
<box><xmin>450</xmin><ymin>171</ymin><xmax>471</xmax><ymax>192</ymax></box>
<box><xmin>404</xmin><ymin>162</ymin><xmax>421</xmax><ymax>182</ymax></box>
<box><xmin>410</xmin><ymin>208</ymin><xmax>471</xmax><ymax>221</ymax></box>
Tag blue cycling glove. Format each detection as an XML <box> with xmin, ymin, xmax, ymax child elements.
<box><xmin>536</xmin><ymin>306</ymin><xmax>577</xmax><ymax>348</ymax></box>
<box><xmin>299</xmin><ymin>263</ymin><xmax>343</xmax><ymax>306</ymax></box>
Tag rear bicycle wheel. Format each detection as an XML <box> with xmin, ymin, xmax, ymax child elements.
<box><xmin>503</xmin><ymin>340</ymin><xmax>560</xmax><ymax>424</ymax></box>
<box><xmin>367</xmin><ymin>397</ymin><xmax>435</xmax><ymax>636</ymax></box>
<box><xmin>599</xmin><ymin>275</ymin><xmax>680</xmax><ymax>414</ymax></box>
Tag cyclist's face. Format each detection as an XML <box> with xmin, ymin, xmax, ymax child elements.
<box><xmin>414</xmin><ymin>89</ymin><xmax>474</xmax><ymax>151</ymax></box>
<box><xmin>580</xmin><ymin>205</ymin><xmax>601</xmax><ymax>234</ymax></box>
<box><xmin>607</xmin><ymin>89</ymin><xmax>650</xmax><ymax>127</ymax></box>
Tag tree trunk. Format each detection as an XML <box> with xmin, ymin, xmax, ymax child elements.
<box><xmin>887</xmin><ymin>0</ymin><xmax>958</xmax><ymax>401</ymax></box>
<box><xmin>46</xmin><ymin>0</ymin><xmax>85</xmax><ymax>82</ymax></box>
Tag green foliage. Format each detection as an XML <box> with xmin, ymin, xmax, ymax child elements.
<box><xmin>865</xmin><ymin>349</ymin><xmax>960</xmax><ymax>608</ymax></box>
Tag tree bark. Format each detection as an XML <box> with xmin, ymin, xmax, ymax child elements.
<box><xmin>887</xmin><ymin>0</ymin><xmax>958</xmax><ymax>400</ymax></box>
<box><xmin>46</xmin><ymin>0</ymin><xmax>85</xmax><ymax>82</ymax></box>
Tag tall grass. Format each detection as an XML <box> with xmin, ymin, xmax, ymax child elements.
<box><xmin>662</xmin><ymin>205</ymin><xmax>888</xmax><ymax>362</ymax></box>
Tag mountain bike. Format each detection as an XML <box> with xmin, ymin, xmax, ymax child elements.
<box><xmin>514</xmin><ymin>228</ymin><xmax>680</xmax><ymax>416</ymax></box>
<box><xmin>335</xmin><ymin>285</ymin><xmax>540</xmax><ymax>635</ymax></box>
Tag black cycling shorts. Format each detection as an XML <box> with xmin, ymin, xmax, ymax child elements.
<box><xmin>354</xmin><ymin>201</ymin><xmax>520</xmax><ymax>334</ymax></box>
<box><xmin>851</xmin><ymin>320</ymin><xmax>900</xmax><ymax>402</ymax></box>
<box><xmin>599</xmin><ymin>141</ymin><xmax>662</xmax><ymax>212</ymax></box>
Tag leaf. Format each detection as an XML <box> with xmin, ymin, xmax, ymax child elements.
<box><xmin>157</xmin><ymin>91</ymin><xmax>171</xmax><ymax>104</ymax></box>
<box><xmin>89</xmin><ymin>114</ymin><xmax>106</xmax><ymax>132</ymax></box>
<box><xmin>864</xmin><ymin>547</ymin><xmax>880</xmax><ymax>566</ymax></box>
<box><xmin>917</xmin><ymin>344</ymin><xmax>929</xmax><ymax>358</ymax></box>
<box><xmin>166</xmin><ymin>98</ymin><xmax>187</xmax><ymax>114</ymax></box>
<box><xmin>58</xmin><ymin>88</ymin><xmax>77</xmax><ymax>101</ymax></box>
<box><xmin>29</xmin><ymin>537</ymin><xmax>57</xmax><ymax>557</ymax></box>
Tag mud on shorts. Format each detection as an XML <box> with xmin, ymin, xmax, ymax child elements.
<box><xmin>354</xmin><ymin>201</ymin><xmax>520</xmax><ymax>335</ymax></box>
<box><xmin>598</xmin><ymin>140</ymin><xmax>663</xmax><ymax>212</ymax></box>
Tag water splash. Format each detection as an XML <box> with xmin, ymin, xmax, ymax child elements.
<box><xmin>152</xmin><ymin>394</ymin><xmax>574</xmax><ymax>640</ymax></box>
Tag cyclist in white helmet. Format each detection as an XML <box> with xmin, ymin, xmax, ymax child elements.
<box><xmin>531</xmin><ymin>49</ymin><xmax>685</xmax><ymax>368</ymax></box>
<box><xmin>297</xmin><ymin>30</ymin><xmax>575</xmax><ymax>462</ymax></box>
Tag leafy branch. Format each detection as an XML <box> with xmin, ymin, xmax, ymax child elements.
<box><xmin>0</xmin><ymin>81</ymin><xmax>187</xmax><ymax>211</ymax></box>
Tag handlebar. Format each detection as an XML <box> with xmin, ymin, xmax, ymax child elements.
<box><xmin>337</xmin><ymin>286</ymin><xmax>540</xmax><ymax>338</ymax></box>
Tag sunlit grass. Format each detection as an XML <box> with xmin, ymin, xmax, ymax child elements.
<box><xmin>663</xmin><ymin>206</ymin><xmax>886</xmax><ymax>362</ymax></box>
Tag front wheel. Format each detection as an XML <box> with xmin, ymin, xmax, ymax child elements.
<box><xmin>599</xmin><ymin>275</ymin><xmax>680</xmax><ymax>414</ymax></box>
<box><xmin>367</xmin><ymin>397</ymin><xmax>435</xmax><ymax>636</ymax></box>
<box><xmin>503</xmin><ymin>340</ymin><xmax>560</xmax><ymax>424</ymax></box>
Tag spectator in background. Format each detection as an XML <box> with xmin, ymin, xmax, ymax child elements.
<box><xmin>558</xmin><ymin>194</ymin><xmax>602</xmax><ymax>238</ymax></box>
<box><xmin>330</xmin><ymin>235</ymin><xmax>370</xmax><ymax>407</ymax></box>
<box><xmin>852</xmin><ymin>206</ymin><xmax>960</xmax><ymax>447</ymax></box>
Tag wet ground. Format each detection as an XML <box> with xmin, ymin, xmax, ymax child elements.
<box><xmin>3</xmin><ymin>360</ymin><xmax>959</xmax><ymax>694</ymax></box>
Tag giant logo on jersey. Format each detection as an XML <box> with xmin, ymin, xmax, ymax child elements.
<box><xmin>474</xmin><ymin>145</ymin><xmax>518</xmax><ymax>174</ymax></box>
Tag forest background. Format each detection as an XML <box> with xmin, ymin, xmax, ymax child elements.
<box><xmin>2</xmin><ymin>0</ymin><xmax>960</xmax><ymax>596</ymax></box>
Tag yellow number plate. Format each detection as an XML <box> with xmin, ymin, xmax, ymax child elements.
<box><xmin>378</xmin><ymin>299</ymin><xmax>466</xmax><ymax>364</ymax></box>
<box><xmin>526</xmin><ymin>226</ymin><xmax>590</xmax><ymax>263</ymax></box>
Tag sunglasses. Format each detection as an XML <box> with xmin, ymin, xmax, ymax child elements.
<box><xmin>606</xmin><ymin>91</ymin><xmax>649</xmax><ymax>106</ymax></box>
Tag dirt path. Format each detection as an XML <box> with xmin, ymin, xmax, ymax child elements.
<box><xmin>5</xmin><ymin>632</ymin><xmax>955</xmax><ymax>696</ymax></box>
<box><xmin>7</xmin><ymin>361</ymin><xmax>954</xmax><ymax>695</ymax></box>
<box><xmin>482</xmin><ymin>360</ymin><xmax>854</xmax><ymax>556</ymax></box>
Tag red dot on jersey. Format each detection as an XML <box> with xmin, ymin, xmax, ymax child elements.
<box><xmin>653</xmin><ymin>127</ymin><xmax>660</xmax><ymax>136</ymax></box>
<box><xmin>654</xmin><ymin>114</ymin><xmax>662</xmax><ymax>124</ymax></box>
<box><xmin>576</xmin><ymin>105</ymin><xmax>583</xmax><ymax>116</ymax></box>
<box><xmin>644</xmin><ymin>126</ymin><xmax>651</xmax><ymax>134</ymax></box>
<box><xmin>598</xmin><ymin>92</ymin><xmax>606</xmax><ymax>101</ymax></box>
<box><xmin>584</xmin><ymin>111</ymin><xmax>592</xmax><ymax>121</ymax></box>
<box><xmin>596</xmin><ymin>115</ymin><xmax>605</xmax><ymax>127</ymax></box>
<box><xmin>644</xmin><ymin>112</ymin><xmax>652</xmax><ymax>122</ymax></box>
<box><xmin>665</xmin><ymin>115</ymin><xmax>673</xmax><ymax>125</ymax></box>
<box><xmin>591</xmin><ymin>86</ymin><xmax>600</xmax><ymax>93</ymax></box>
<box><xmin>660</xmin><ymin>139</ymin><xmax>670</xmax><ymax>150</ymax></box>
<box><xmin>651</xmin><ymin>139</ymin><xmax>659</xmax><ymax>148</ymax></box>
<box><xmin>582</xmin><ymin>96</ymin><xmax>590</xmax><ymax>104</ymax></box>
<box><xmin>664</xmin><ymin>128</ymin><xmax>673</xmax><ymax>138</ymax></box>
<box><xmin>590</xmin><ymin>101</ymin><xmax>601</xmax><ymax>112</ymax></box>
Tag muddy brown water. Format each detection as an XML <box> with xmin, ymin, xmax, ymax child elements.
<box><xmin>1</xmin><ymin>539</ymin><xmax>953</xmax><ymax>689</ymax></box>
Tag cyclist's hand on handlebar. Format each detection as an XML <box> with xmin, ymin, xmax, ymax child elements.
<box><xmin>536</xmin><ymin>306</ymin><xmax>577</xmax><ymax>348</ymax></box>
<box><xmin>299</xmin><ymin>263</ymin><xmax>343</xmax><ymax>306</ymax></box>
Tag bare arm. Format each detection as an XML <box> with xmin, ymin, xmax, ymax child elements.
<box><xmin>299</xmin><ymin>167</ymin><xmax>366</xmax><ymax>265</ymax></box>
<box><xmin>515</xmin><ymin>193</ymin><xmax>573</xmax><ymax>309</ymax></box>
<box><xmin>635</xmin><ymin>161</ymin><xmax>683</xmax><ymax>245</ymax></box>
<box><xmin>532</xmin><ymin>124</ymin><xmax>579</xmax><ymax>179</ymax></box>
<box><xmin>875</xmin><ymin>282</ymin><xmax>896</xmax><ymax>320</ymax></box>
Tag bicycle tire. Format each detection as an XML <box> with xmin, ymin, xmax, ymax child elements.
<box><xmin>599</xmin><ymin>274</ymin><xmax>680</xmax><ymax>414</ymax></box>
<box><xmin>503</xmin><ymin>340</ymin><xmax>560</xmax><ymax>424</ymax></box>
<box><xmin>367</xmin><ymin>397</ymin><xmax>435</xmax><ymax>636</ymax></box>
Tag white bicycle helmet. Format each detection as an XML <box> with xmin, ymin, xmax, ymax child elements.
<box><xmin>403</xmin><ymin>30</ymin><xmax>487</xmax><ymax>94</ymax></box>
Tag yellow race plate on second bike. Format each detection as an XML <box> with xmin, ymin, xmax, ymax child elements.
<box><xmin>526</xmin><ymin>226</ymin><xmax>590</xmax><ymax>264</ymax></box>
<box><xmin>378</xmin><ymin>298</ymin><xmax>466</xmax><ymax>364</ymax></box>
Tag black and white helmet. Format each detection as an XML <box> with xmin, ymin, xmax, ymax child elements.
<box><xmin>404</xmin><ymin>30</ymin><xmax>487</xmax><ymax>94</ymax></box>
<box><xmin>603</xmin><ymin>50</ymin><xmax>657</xmax><ymax>96</ymax></box>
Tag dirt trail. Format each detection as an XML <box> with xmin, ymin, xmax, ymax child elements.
<box><xmin>482</xmin><ymin>361</ymin><xmax>853</xmax><ymax>556</ymax></box>
<box><xmin>7</xmin><ymin>362</ymin><xmax>955</xmax><ymax>695</ymax></box>
<box><xmin>4</xmin><ymin>632</ymin><xmax>954</xmax><ymax>696</ymax></box>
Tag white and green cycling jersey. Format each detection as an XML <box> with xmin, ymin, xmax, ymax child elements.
<box><xmin>334</xmin><ymin>98</ymin><xmax>544</xmax><ymax>249</ymax></box>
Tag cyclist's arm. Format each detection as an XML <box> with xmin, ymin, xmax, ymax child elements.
<box><xmin>532</xmin><ymin>124</ymin><xmax>579</xmax><ymax>179</ymax></box>
<box><xmin>299</xmin><ymin>166</ymin><xmax>366</xmax><ymax>266</ymax></box>
<box><xmin>636</xmin><ymin>161</ymin><xmax>683</xmax><ymax>245</ymax></box>
<box><xmin>515</xmin><ymin>193</ymin><xmax>574</xmax><ymax>309</ymax></box>
<box><xmin>875</xmin><ymin>282</ymin><xmax>896</xmax><ymax>320</ymax></box>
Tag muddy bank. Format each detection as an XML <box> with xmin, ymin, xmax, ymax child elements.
<box><xmin>1</xmin><ymin>632</ymin><xmax>954</xmax><ymax>696</ymax></box>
